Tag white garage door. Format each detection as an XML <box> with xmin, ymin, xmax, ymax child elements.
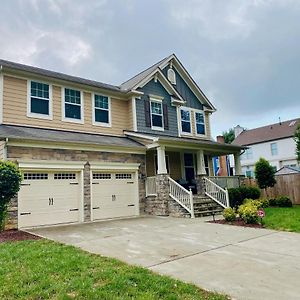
<box><xmin>18</xmin><ymin>171</ymin><xmax>81</xmax><ymax>228</ymax></box>
<box><xmin>92</xmin><ymin>172</ymin><xmax>138</xmax><ymax>220</ymax></box>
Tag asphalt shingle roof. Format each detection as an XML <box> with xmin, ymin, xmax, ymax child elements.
<box><xmin>0</xmin><ymin>125</ymin><xmax>144</xmax><ymax>149</ymax></box>
<box><xmin>233</xmin><ymin>118</ymin><xmax>300</xmax><ymax>146</ymax></box>
<box><xmin>0</xmin><ymin>59</ymin><xmax>122</xmax><ymax>93</ymax></box>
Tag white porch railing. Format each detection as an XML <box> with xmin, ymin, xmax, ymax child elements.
<box><xmin>203</xmin><ymin>177</ymin><xmax>229</xmax><ymax>208</ymax></box>
<box><xmin>145</xmin><ymin>176</ymin><xmax>157</xmax><ymax>196</ymax></box>
<box><xmin>168</xmin><ymin>177</ymin><xmax>194</xmax><ymax>218</ymax></box>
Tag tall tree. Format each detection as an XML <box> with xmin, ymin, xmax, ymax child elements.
<box><xmin>294</xmin><ymin>124</ymin><xmax>300</xmax><ymax>163</ymax></box>
<box><xmin>254</xmin><ymin>158</ymin><xmax>276</xmax><ymax>197</ymax></box>
<box><xmin>222</xmin><ymin>128</ymin><xmax>235</xmax><ymax>144</ymax></box>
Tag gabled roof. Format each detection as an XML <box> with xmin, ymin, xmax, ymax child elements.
<box><xmin>120</xmin><ymin>55</ymin><xmax>172</xmax><ymax>91</ymax></box>
<box><xmin>233</xmin><ymin>118</ymin><xmax>300</xmax><ymax>146</ymax></box>
<box><xmin>120</xmin><ymin>54</ymin><xmax>216</xmax><ymax>110</ymax></box>
<box><xmin>0</xmin><ymin>54</ymin><xmax>216</xmax><ymax>110</ymax></box>
<box><xmin>275</xmin><ymin>166</ymin><xmax>300</xmax><ymax>175</ymax></box>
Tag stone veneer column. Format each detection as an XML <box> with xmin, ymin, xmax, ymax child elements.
<box><xmin>83</xmin><ymin>162</ymin><xmax>91</xmax><ymax>222</ymax></box>
<box><xmin>154</xmin><ymin>174</ymin><xmax>170</xmax><ymax>216</ymax></box>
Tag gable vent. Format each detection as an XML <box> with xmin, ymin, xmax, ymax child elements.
<box><xmin>167</xmin><ymin>68</ymin><xmax>176</xmax><ymax>85</ymax></box>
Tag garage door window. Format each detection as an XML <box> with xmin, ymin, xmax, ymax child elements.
<box><xmin>54</xmin><ymin>173</ymin><xmax>76</xmax><ymax>180</ymax></box>
<box><xmin>93</xmin><ymin>173</ymin><xmax>111</xmax><ymax>179</ymax></box>
<box><xmin>116</xmin><ymin>173</ymin><xmax>132</xmax><ymax>179</ymax></box>
<box><xmin>23</xmin><ymin>173</ymin><xmax>48</xmax><ymax>180</ymax></box>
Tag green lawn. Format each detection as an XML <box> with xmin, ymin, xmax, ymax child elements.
<box><xmin>264</xmin><ymin>206</ymin><xmax>300</xmax><ymax>233</ymax></box>
<box><xmin>0</xmin><ymin>240</ymin><xmax>228</xmax><ymax>300</ymax></box>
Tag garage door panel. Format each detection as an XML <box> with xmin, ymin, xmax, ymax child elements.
<box><xmin>92</xmin><ymin>171</ymin><xmax>138</xmax><ymax>221</ymax></box>
<box><xmin>18</xmin><ymin>170</ymin><xmax>81</xmax><ymax>228</ymax></box>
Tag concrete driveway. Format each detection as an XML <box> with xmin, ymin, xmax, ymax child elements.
<box><xmin>28</xmin><ymin>217</ymin><xmax>300</xmax><ymax>300</ymax></box>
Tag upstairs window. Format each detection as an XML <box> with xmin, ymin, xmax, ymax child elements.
<box><xmin>64</xmin><ymin>88</ymin><xmax>82</xmax><ymax>121</ymax></box>
<box><xmin>150</xmin><ymin>101</ymin><xmax>164</xmax><ymax>130</ymax></box>
<box><xmin>28</xmin><ymin>81</ymin><xmax>51</xmax><ymax>118</ymax></box>
<box><xmin>180</xmin><ymin>108</ymin><xmax>191</xmax><ymax>133</ymax></box>
<box><xmin>93</xmin><ymin>94</ymin><xmax>110</xmax><ymax>126</ymax></box>
<box><xmin>270</xmin><ymin>143</ymin><xmax>278</xmax><ymax>156</ymax></box>
<box><xmin>195</xmin><ymin>111</ymin><xmax>205</xmax><ymax>135</ymax></box>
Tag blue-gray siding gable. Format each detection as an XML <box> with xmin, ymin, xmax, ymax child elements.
<box><xmin>136</xmin><ymin>79</ymin><xmax>178</xmax><ymax>136</ymax></box>
<box><xmin>162</xmin><ymin>66</ymin><xmax>203</xmax><ymax>110</ymax></box>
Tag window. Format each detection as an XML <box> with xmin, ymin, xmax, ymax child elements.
<box><xmin>28</xmin><ymin>81</ymin><xmax>51</xmax><ymax>118</ymax></box>
<box><xmin>54</xmin><ymin>173</ymin><xmax>76</xmax><ymax>180</ymax></box>
<box><xmin>242</xmin><ymin>148</ymin><xmax>253</xmax><ymax>160</ymax></box>
<box><xmin>93</xmin><ymin>94</ymin><xmax>110</xmax><ymax>126</ymax></box>
<box><xmin>93</xmin><ymin>173</ymin><xmax>111</xmax><ymax>179</ymax></box>
<box><xmin>180</xmin><ymin>108</ymin><xmax>191</xmax><ymax>133</ymax></box>
<box><xmin>23</xmin><ymin>173</ymin><xmax>48</xmax><ymax>180</ymax></box>
<box><xmin>150</xmin><ymin>101</ymin><xmax>163</xmax><ymax>130</ymax></box>
<box><xmin>195</xmin><ymin>111</ymin><xmax>205</xmax><ymax>135</ymax></box>
<box><xmin>270</xmin><ymin>143</ymin><xmax>278</xmax><ymax>156</ymax></box>
<box><xmin>116</xmin><ymin>173</ymin><xmax>132</xmax><ymax>179</ymax></box>
<box><xmin>63</xmin><ymin>88</ymin><xmax>82</xmax><ymax>121</ymax></box>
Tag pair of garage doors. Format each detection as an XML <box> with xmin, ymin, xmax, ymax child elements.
<box><xmin>18</xmin><ymin>170</ymin><xmax>138</xmax><ymax>228</ymax></box>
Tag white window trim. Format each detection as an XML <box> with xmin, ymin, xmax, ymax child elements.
<box><xmin>150</xmin><ymin>98</ymin><xmax>164</xmax><ymax>131</ymax></box>
<box><xmin>62</xmin><ymin>87</ymin><xmax>84</xmax><ymax>124</ymax></box>
<box><xmin>92</xmin><ymin>93</ymin><xmax>111</xmax><ymax>127</ymax></box>
<box><xmin>27</xmin><ymin>80</ymin><xmax>53</xmax><ymax>120</ymax></box>
<box><xmin>194</xmin><ymin>109</ymin><xmax>206</xmax><ymax>137</ymax></box>
<box><xmin>270</xmin><ymin>142</ymin><xmax>278</xmax><ymax>156</ymax></box>
<box><xmin>179</xmin><ymin>107</ymin><xmax>192</xmax><ymax>136</ymax></box>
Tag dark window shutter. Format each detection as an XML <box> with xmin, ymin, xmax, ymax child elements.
<box><xmin>163</xmin><ymin>103</ymin><xmax>169</xmax><ymax>130</ymax></box>
<box><xmin>144</xmin><ymin>98</ymin><xmax>151</xmax><ymax>127</ymax></box>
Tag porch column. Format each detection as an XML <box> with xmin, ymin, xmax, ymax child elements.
<box><xmin>196</xmin><ymin>150</ymin><xmax>206</xmax><ymax>175</ymax></box>
<box><xmin>156</xmin><ymin>146</ymin><xmax>168</xmax><ymax>174</ymax></box>
<box><xmin>234</xmin><ymin>152</ymin><xmax>242</xmax><ymax>175</ymax></box>
<box><xmin>196</xmin><ymin>150</ymin><xmax>206</xmax><ymax>195</ymax></box>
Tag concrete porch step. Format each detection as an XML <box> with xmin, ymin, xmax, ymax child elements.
<box><xmin>194</xmin><ymin>209</ymin><xmax>223</xmax><ymax>218</ymax></box>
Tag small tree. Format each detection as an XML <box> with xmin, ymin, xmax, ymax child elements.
<box><xmin>0</xmin><ymin>161</ymin><xmax>22</xmax><ymax>230</ymax></box>
<box><xmin>294</xmin><ymin>124</ymin><xmax>300</xmax><ymax>163</ymax></box>
<box><xmin>222</xmin><ymin>128</ymin><xmax>235</xmax><ymax>144</ymax></box>
<box><xmin>254</xmin><ymin>158</ymin><xmax>276</xmax><ymax>196</ymax></box>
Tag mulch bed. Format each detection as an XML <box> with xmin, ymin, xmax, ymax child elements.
<box><xmin>208</xmin><ymin>219</ymin><xmax>264</xmax><ymax>229</ymax></box>
<box><xmin>0</xmin><ymin>230</ymin><xmax>41</xmax><ymax>243</ymax></box>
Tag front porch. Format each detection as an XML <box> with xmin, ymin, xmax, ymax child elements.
<box><xmin>124</xmin><ymin>131</ymin><xmax>244</xmax><ymax>218</ymax></box>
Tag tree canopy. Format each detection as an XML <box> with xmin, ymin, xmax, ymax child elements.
<box><xmin>222</xmin><ymin>128</ymin><xmax>235</xmax><ymax>144</ymax></box>
<box><xmin>254</xmin><ymin>158</ymin><xmax>276</xmax><ymax>191</ymax></box>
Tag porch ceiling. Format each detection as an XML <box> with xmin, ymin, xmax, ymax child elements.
<box><xmin>124</xmin><ymin>131</ymin><xmax>245</xmax><ymax>155</ymax></box>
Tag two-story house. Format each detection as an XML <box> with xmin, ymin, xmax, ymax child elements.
<box><xmin>0</xmin><ymin>54</ymin><xmax>243</xmax><ymax>229</ymax></box>
<box><xmin>232</xmin><ymin>119</ymin><xmax>299</xmax><ymax>177</ymax></box>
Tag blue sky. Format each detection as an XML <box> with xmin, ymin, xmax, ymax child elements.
<box><xmin>1</xmin><ymin>0</ymin><xmax>299</xmax><ymax>137</ymax></box>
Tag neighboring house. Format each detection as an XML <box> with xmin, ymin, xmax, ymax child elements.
<box><xmin>275</xmin><ymin>166</ymin><xmax>300</xmax><ymax>175</ymax></box>
<box><xmin>0</xmin><ymin>54</ymin><xmax>243</xmax><ymax>229</ymax></box>
<box><xmin>232</xmin><ymin>119</ymin><xmax>299</xmax><ymax>177</ymax></box>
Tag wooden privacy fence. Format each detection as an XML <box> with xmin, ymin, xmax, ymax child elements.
<box><xmin>243</xmin><ymin>174</ymin><xmax>300</xmax><ymax>205</ymax></box>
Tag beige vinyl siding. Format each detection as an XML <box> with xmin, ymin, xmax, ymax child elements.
<box><xmin>0</xmin><ymin>141</ymin><xmax>5</xmax><ymax>160</ymax></box>
<box><xmin>127</xmin><ymin>98</ymin><xmax>134</xmax><ymax>131</ymax></box>
<box><xmin>204</xmin><ymin>111</ymin><xmax>211</xmax><ymax>138</ymax></box>
<box><xmin>3</xmin><ymin>75</ymin><xmax>129</xmax><ymax>136</ymax></box>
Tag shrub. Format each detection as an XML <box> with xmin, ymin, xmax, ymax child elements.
<box><xmin>243</xmin><ymin>198</ymin><xmax>263</xmax><ymax>209</ymax></box>
<box><xmin>259</xmin><ymin>198</ymin><xmax>270</xmax><ymax>208</ymax></box>
<box><xmin>238</xmin><ymin>203</ymin><xmax>259</xmax><ymax>224</ymax></box>
<box><xmin>269</xmin><ymin>198</ymin><xmax>277</xmax><ymax>206</ymax></box>
<box><xmin>228</xmin><ymin>186</ymin><xmax>260</xmax><ymax>208</ymax></box>
<box><xmin>228</xmin><ymin>188</ymin><xmax>242</xmax><ymax>208</ymax></box>
<box><xmin>0</xmin><ymin>161</ymin><xmax>22</xmax><ymax>230</ymax></box>
<box><xmin>276</xmin><ymin>196</ymin><xmax>293</xmax><ymax>207</ymax></box>
<box><xmin>223</xmin><ymin>207</ymin><xmax>236</xmax><ymax>222</ymax></box>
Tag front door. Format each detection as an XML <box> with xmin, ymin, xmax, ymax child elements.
<box><xmin>184</xmin><ymin>153</ymin><xmax>195</xmax><ymax>184</ymax></box>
